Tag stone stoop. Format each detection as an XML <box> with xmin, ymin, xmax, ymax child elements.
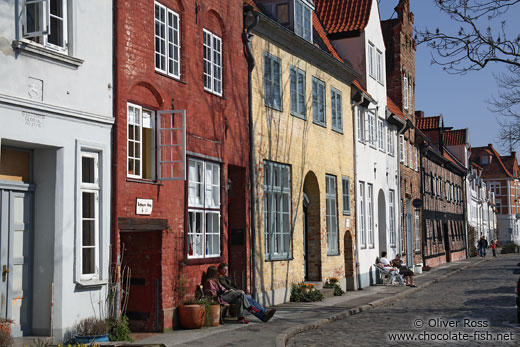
<box><xmin>13</xmin><ymin>336</ymin><xmax>53</xmax><ymax>347</ymax></box>
<box><xmin>304</xmin><ymin>281</ymin><xmax>324</xmax><ymax>290</ymax></box>
<box><xmin>319</xmin><ymin>287</ymin><xmax>335</xmax><ymax>299</ymax></box>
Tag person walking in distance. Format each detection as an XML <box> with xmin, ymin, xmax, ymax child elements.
<box><xmin>491</xmin><ymin>240</ymin><xmax>497</xmax><ymax>257</ymax></box>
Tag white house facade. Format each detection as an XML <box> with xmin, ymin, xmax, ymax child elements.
<box><xmin>0</xmin><ymin>0</ymin><xmax>113</xmax><ymax>339</ymax></box>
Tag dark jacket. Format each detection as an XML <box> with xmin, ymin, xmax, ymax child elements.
<box><xmin>218</xmin><ymin>275</ymin><xmax>238</xmax><ymax>290</ymax></box>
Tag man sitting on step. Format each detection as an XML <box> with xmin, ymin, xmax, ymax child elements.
<box><xmin>218</xmin><ymin>263</ymin><xmax>276</xmax><ymax>322</ymax></box>
<box><xmin>378</xmin><ymin>251</ymin><xmax>405</xmax><ymax>285</ymax></box>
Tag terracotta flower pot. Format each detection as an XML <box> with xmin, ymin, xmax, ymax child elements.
<box><xmin>206</xmin><ymin>304</ymin><xmax>220</xmax><ymax>327</ymax></box>
<box><xmin>179</xmin><ymin>304</ymin><xmax>206</xmax><ymax>329</ymax></box>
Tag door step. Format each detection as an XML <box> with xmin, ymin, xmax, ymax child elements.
<box><xmin>319</xmin><ymin>287</ymin><xmax>335</xmax><ymax>299</ymax></box>
<box><xmin>13</xmin><ymin>337</ymin><xmax>53</xmax><ymax>347</ymax></box>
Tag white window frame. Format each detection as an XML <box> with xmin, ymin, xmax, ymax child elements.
<box><xmin>127</xmin><ymin>103</ymin><xmax>155</xmax><ymax>180</ymax></box>
<box><xmin>79</xmin><ymin>151</ymin><xmax>100</xmax><ymax>281</ymax></box>
<box><xmin>409</xmin><ymin>83</ymin><xmax>413</xmax><ymax>110</ymax></box>
<box><xmin>368</xmin><ymin>42</ymin><xmax>375</xmax><ymax>78</ymax></box>
<box><xmin>376</xmin><ymin>49</ymin><xmax>383</xmax><ymax>83</ymax></box>
<box><xmin>294</xmin><ymin>0</ymin><xmax>312</xmax><ymax>43</ymax></box>
<box><xmin>414</xmin><ymin>147</ymin><xmax>418</xmax><ymax>171</ymax></box>
<box><xmin>203</xmin><ymin>29</ymin><xmax>222</xmax><ymax>96</ymax></box>
<box><xmin>387</xmin><ymin>127</ymin><xmax>394</xmax><ymax>155</ymax></box>
<box><xmin>359</xmin><ymin>181</ymin><xmax>366</xmax><ymax>249</ymax></box>
<box><xmin>399</xmin><ymin>135</ymin><xmax>405</xmax><ymax>163</ymax></box>
<box><xmin>403</xmin><ymin>76</ymin><xmax>409</xmax><ymax>110</ymax></box>
<box><xmin>154</xmin><ymin>2</ymin><xmax>181</xmax><ymax>79</ymax></box>
<box><xmin>22</xmin><ymin>0</ymin><xmax>68</xmax><ymax>53</ymax></box>
<box><xmin>290</xmin><ymin>66</ymin><xmax>306</xmax><ymax>118</ymax></box>
<box><xmin>342</xmin><ymin>176</ymin><xmax>350</xmax><ymax>215</ymax></box>
<box><xmin>264</xmin><ymin>161</ymin><xmax>291</xmax><ymax>259</ymax></box>
<box><xmin>367</xmin><ymin>183</ymin><xmax>374</xmax><ymax>248</ymax></box>
<box><xmin>377</xmin><ymin>119</ymin><xmax>384</xmax><ymax>150</ymax></box>
<box><xmin>357</xmin><ymin>108</ymin><xmax>365</xmax><ymax>142</ymax></box>
<box><xmin>389</xmin><ymin>189</ymin><xmax>396</xmax><ymax>247</ymax></box>
<box><xmin>368</xmin><ymin>111</ymin><xmax>375</xmax><ymax>146</ymax></box>
<box><xmin>312</xmin><ymin>77</ymin><xmax>326</xmax><ymax>126</ymax></box>
<box><xmin>264</xmin><ymin>52</ymin><xmax>282</xmax><ymax>111</ymax></box>
<box><xmin>187</xmin><ymin>159</ymin><xmax>221</xmax><ymax>259</ymax></box>
<box><xmin>331</xmin><ymin>87</ymin><xmax>343</xmax><ymax>132</ymax></box>
<box><xmin>409</xmin><ymin>143</ymin><xmax>413</xmax><ymax>167</ymax></box>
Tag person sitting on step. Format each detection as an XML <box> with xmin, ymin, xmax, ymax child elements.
<box><xmin>378</xmin><ymin>251</ymin><xmax>405</xmax><ymax>285</ymax></box>
<box><xmin>391</xmin><ymin>254</ymin><xmax>417</xmax><ymax>287</ymax></box>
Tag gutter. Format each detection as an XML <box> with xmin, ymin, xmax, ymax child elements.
<box><xmin>243</xmin><ymin>4</ymin><xmax>259</xmax><ymax>299</ymax></box>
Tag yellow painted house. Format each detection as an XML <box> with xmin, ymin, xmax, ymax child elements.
<box><xmin>245</xmin><ymin>0</ymin><xmax>360</xmax><ymax>305</ymax></box>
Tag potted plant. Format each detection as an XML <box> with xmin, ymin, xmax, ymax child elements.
<box><xmin>0</xmin><ymin>318</ymin><xmax>13</xmax><ymax>336</ymax></box>
<box><xmin>178</xmin><ymin>297</ymin><xmax>206</xmax><ymax>329</ymax></box>
<box><xmin>73</xmin><ymin>317</ymin><xmax>109</xmax><ymax>344</ymax></box>
<box><xmin>204</xmin><ymin>297</ymin><xmax>221</xmax><ymax>327</ymax></box>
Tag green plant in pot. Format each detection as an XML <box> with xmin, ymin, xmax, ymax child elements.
<box><xmin>73</xmin><ymin>317</ymin><xmax>109</xmax><ymax>344</ymax></box>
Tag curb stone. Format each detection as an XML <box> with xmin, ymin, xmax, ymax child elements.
<box><xmin>275</xmin><ymin>258</ymin><xmax>489</xmax><ymax>347</ymax></box>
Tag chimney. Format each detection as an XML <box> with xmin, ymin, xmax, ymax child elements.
<box><xmin>415</xmin><ymin>110</ymin><xmax>424</xmax><ymax>118</ymax></box>
<box><xmin>512</xmin><ymin>151</ymin><xmax>516</xmax><ymax>158</ymax></box>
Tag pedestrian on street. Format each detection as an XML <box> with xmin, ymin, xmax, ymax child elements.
<box><xmin>480</xmin><ymin>236</ymin><xmax>488</xmax><ymax>257</ymax></box>
<box><xmin>391</xmin><ymin>254</ymin><xmax>416</xmax><ymax>287</ymax></box>
<box><xmin>491</xmin><ymin>240</ymin><xmax>497</xmax><ymax>257</ymax></box>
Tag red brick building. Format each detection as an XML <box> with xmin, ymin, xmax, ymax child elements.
<box><xmin>113</xmin><ymin>0</ymin><xmax>250</xmax><ymax>331</ymax></box>
<box><xmin>382</xmin><ymin>0</ymin><xmax>423</xmax><ymax>267</ymax></box>
<box><xmin>416</xmin><ymin>112</ymin><xmax>467</xmax><ymax>267</ymax></box>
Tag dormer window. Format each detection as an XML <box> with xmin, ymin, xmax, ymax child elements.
<box><xmin>294</xmin><ymin>0</ymin><xmax>312</xmax><ymax>43</ymax></box>
<box><xmin>481</xmin><ymin>156</ymin><xmax>489</xmax><ymax>164</ymax></box>
<box><xmin>276</xmin><ymin>3</ymin><xmax>290</xmax><ymax>25</ymax></box>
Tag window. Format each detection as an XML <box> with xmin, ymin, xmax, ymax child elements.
<box><xmin>389</xmin><ymin>190</ymin><xmax>396</xmax><ymax>247</ymax></box>
<box><xmin>264</xmin><ymin>161</ymin><xmax>291</xmax><ymax>259</ymax></box>
<box><xmin>403</xmin><ymin>138</ymin><xmax>407</xmax><ymax>165</ymax></box>
<box><xmin>414</xmin><ymin>147</ymin><xmax>418</xmax><ymax>171</ymax></box>
<box><xmin>326</xmin><ymin>175</ymin><xmax>339</xmax><ymax>255</ymax></box>
<box><xmin>414</xmin><ymin>210</ymin><xmax>420</xmax><ymax>252</ymax></box>
<box><xmin>409</xmin><ymin>143</ymin><xmax>413</xmax><ymax>168</ymax></box>
<box><xmin>359</xmin><ymin>181</ymin><xmax>366</xmax><ymax>248</ymax></box>
<box><xmin>23</xmin><ymin>0</ymin><xmax>68</xmax><ymax>52</ymax></box>
<box><xmin>155</xmin><ymin>2</ymin><xmax>180</xmax><ymax>78</ymax></box>
<box><xmin>187</xmin><ymin>159</ymin><xmax>221</xmax><ymax>259</ymax></box>
<box><xmin>203</xmin><ymin>29</ymin><xmax>222</xmax><ymax>96</ymax></box>
<box><xmin>264</xmin><ymin>53</ymin><xmax>282</xmax><ymax>110</ymax></box>
<box><xmin>376</xmin><ymin>50</ymin><xmax>383</xmax><ymax>83</ymax></box>
<box><xmin>446</xmin><ymin>181</ymin><xmax>450</xmax><ymax>201</ymax></box>
<box><xmin>367</xmin><ymin>183</ymin><xmax>374</xmax><ymax>248</ymax></box>
<box><xmin>290</xmin><ymin>66</ymin><xmax>306</xmax><ymax>118</ymax></box>
<box><xmin>368</xmin><ymin>42</ymin><xmax>375</xmax><ymax>78</ymax></box>
<box><xmin>387</xmin><ymin>127</ymin><xmax>394</xmax><ymax>155</ymax></box>
<box><xmin>403</xmin><ymin>76</ymin><xmax>409</xmax><ymax>110</ymax></box>
<box><xmin>357</xmin><ymin>108</ymin><xmax>365</xmax><ymax>142</ymax></box>
<box><xmin>399</xmin><ymin>135</ymin><xmax>405</xmax><ymax>162</ymax></box>
<box><xmin>80</xmin><ymin>152</ymin><xmax>100</xmax><ymax>279</ymax></box>
<box><xmin>127</xmin><ymin>103</ymin><xmax>155</xmax><ymax>179</ymax></box>
<box><xmin>409</xmin><ymin>83</ymin><xmax>413</xmax><ymax>110</ymax></box>
<box><xmin>368</xmin><ymin>111</ymin><xmax>375</xmax><ymax>145</ymax></box>
<box><xmin>294</xmin><ymin>0</ymin><xmax>312</xmax><ymax>42</ymax></box>
<box><xmin>331</xmin><ymin>87</ymin><xmax>343</xmax><ymax>132</ymax></box>
<box><xmin>378</xmin><ymin>119</ymin><xmax>384</xmax><ymax>150</ymax></box>
<box><xmin>312</xmin><ymin>77</ymin><xmax>326</xmax><ymax>125</ymax></box>
<box><xmin>342</xmin><ymin>177</ymin><xmax>350</xmax><ymax>215</ymax></box>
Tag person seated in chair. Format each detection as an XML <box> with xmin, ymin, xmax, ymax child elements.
<box><xmin>217</xmin><ymin>263</ymin><xmax>276</xmax><ymax>322</ymax></box>
<box><xmin>377</xmin><ymin>251</ymin><xmax>405</xmax><ymax>285</ymax></box>
<box><xmin>391</xmin><ymin>254</ymin><xmax>417</xmax><ymax>287</ymax></box>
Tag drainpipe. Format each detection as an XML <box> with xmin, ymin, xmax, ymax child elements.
<box><xmin>395</xmin><ymin>118</ymin><xmax>409</xmax><ymax>257</ymax></box>
<box><xmin>243</xmin><ymin>5</ymin><xmax>259</xmax><ymax>298</ymax></box>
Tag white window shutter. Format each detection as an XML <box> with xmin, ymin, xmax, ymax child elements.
<box><xmin>23</xmin><ymin>0</ymin><xmax>49</xmax><ymax>38</ymax></box>
<box><xmin>157</xmin><ymin>110</ymin><xmax>186</xmax><ymax>181</ymax></box>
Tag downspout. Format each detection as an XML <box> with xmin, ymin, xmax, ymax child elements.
<box><xmin>396</xmin><ymin>118</ymin><xmax>409</xmax><ymax>257</ymax></box>
<box><xmin>463</xmin><ymin>174</ymin><xmax>469</xmax><ymax>258</ymax></box>
<box><xmin>243</xmin><ymin>5</ymin><xmax>259</xmax><ymax>298</ymax></box>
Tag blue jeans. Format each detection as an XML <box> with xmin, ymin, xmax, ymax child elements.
<box><xmin>245</xmin><ymin>294</ymin><xmax>268</xmax><ymax>321</ymax></box>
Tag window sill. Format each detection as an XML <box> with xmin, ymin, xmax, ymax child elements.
<box><xmin>12</xmin><ymin>40</ymin><xmax>83</xmax><ymax>68</ymax></box>
<box><xmin>76</xmin><ymin>279</ymin><xmax>108</xmax><ymax>288</ymax></box>
<box><xmin>265</xmin><ymin>256</ymin><xmax>293</xmax><ymax>262</ymax></box>
<box><xmin>342</xmin><ymin>211</ymin><xmax>351</xmax><ymax>216</ymax></box>
<box><xmin>204</xmin><ymin>88</ymin><xmax>224</xmax><ymax>98</ymax></box>
<box><xmin>265</xmin><ymin>103</ymin><xmax>283</xmax><ymax>112</ymax></box>
<box><xmin>290</xmin><ymin>112</ymin><xmax>306</xmax><ymax>120</ymax></box>
<box><xmin>313</xmin><ymin>121</ymin><xmax>327</xmax><ymax>129</ymax></box>
<box><xmin>185</xmin><ymin>256</ymin><xmax>224</xmax><ymax>266</ymax></box>
<box><xmin>126</xmin><ymin>177</ymin><xmax>163</xmax><ymax>186</ymax></box>
<box><xmin>332</xmin><ymin>128</ymin><xmax>343</xmax><ymax>135</ymax></box>
<box><xmin>327</xmin><ymin>252</ymin><xmax>341</xmax><ymax>257</ymax></box>
<box><xmin>155</xmin><ymin>70</ymin><xmax>186</xmax><ymax>84</ymax></box>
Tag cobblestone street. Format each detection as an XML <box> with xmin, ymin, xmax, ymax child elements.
<box><xmin>288</xmin><ymin>255</ymin><xmax>520</xmax><ymax>346</ymax></box>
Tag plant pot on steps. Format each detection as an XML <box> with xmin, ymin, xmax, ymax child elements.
<box><xmin>0</xmin><ymin>319</ymin><xmax>12</xmax><ymax>336</ymax></box>
<box><xmin>206</xmin><ymin>304</ymin><xmax>220</xmax><ymax>327</ymax></box>
<box><xmin>179</xmin><ymin>304</ymin><xmax>206</xmax><ymax>329</ymax></box>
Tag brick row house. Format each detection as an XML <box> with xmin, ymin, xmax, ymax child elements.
<box><xmin>0</xmin><ymin>0</ymin><xmax>113</xmax><ymax>338</ymax></box>
<box><xmin>470</xmin><ymin>144</ymin><xmax>520</xmax><ymax>245</ymax></box>
<box><xmin>382</xmin><ymin>0</ymin><xmax>423</xmax><ymax>269</ymax></box>
<box><xmin>246</xmin><ymin>0</ymin><xmax>359</xmax><ymax>304</ymax></box>
<box><xmin>113</xmin><ymin>0</ymin><xmax>250</xmax><ymax>331</ymax></box>
<box><xmin>416</xmin><ymin>113</ymin><xmax>468</xmax><ymax>267</ymax></box>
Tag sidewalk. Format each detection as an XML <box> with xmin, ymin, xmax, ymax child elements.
<box><xmin>131</xmin><ymin>256</ymin><xmax>490</xmax><ymax>347</ymax></box>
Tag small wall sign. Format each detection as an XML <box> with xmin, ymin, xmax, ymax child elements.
<box><xmin>136</xmin><ymin>198</ymin><xmax>153</xmax><ymax>215</ymax></box>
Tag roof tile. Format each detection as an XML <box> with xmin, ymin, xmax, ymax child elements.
<box><xmin>443</xmin><ymin>129</ymin><xmax>466</xmax><ymax>146</ymax></box>
<box><xmin>314</xmin><ymin>0</ymin><xmax>373</xmax><ymax>35</ymax></box>
<box><xmin>416</xmin><ymin>116</ymin><xmax>440</xmax><ymax>130</ymax></box>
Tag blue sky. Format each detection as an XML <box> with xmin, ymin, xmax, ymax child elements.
<box><xmin>378</xmin><ymin>0</ymin><xmax>518</xmax><ymax>153</ymax></box>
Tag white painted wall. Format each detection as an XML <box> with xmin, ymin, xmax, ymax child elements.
<box><xmin>0</xmin><ymin>0</ymin><xmax>112</xmax><ymax>340</ymax></box>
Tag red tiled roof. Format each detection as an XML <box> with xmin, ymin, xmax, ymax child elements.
<box><xmin>416</xmin><ymin>116</ymin><xmax>440</xmax><ymax>130</ymax></box>
<box><xmin>470</xmin><ymin>145</ymin><xmax>517</xmax><ymax>178</ymax></box>
<box><xmin>387</xmin><ymin>97</ymin><xmax>406</xmax><ymax>122</ymax></box>
<box><xmin>314</xmin><ymin>0</ymin><xmax>373</xmax><ymax>35</ymax></box>
<box><xmin>443</xmin><ymin>148</ymin><xmax>466</xmax><ymax>170</ymax></box>
<box><xmin>313</xmin><ymin>12</ymin><xmax>343</xmax><ymax>62</ymax></box>
<box><xmin>352</xmin><ymin>79</ymin><xmax>375</xmax><ymax>102</ymax></box>
<box><xmin>443</xmin><ymin>129</ymin><xmax>466</xmax><ymax>146</ymax></box>
<box><xmin>244</xmin><ymin>0</ymin><xmax>260</xmax><ymax>10</ymax></box>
